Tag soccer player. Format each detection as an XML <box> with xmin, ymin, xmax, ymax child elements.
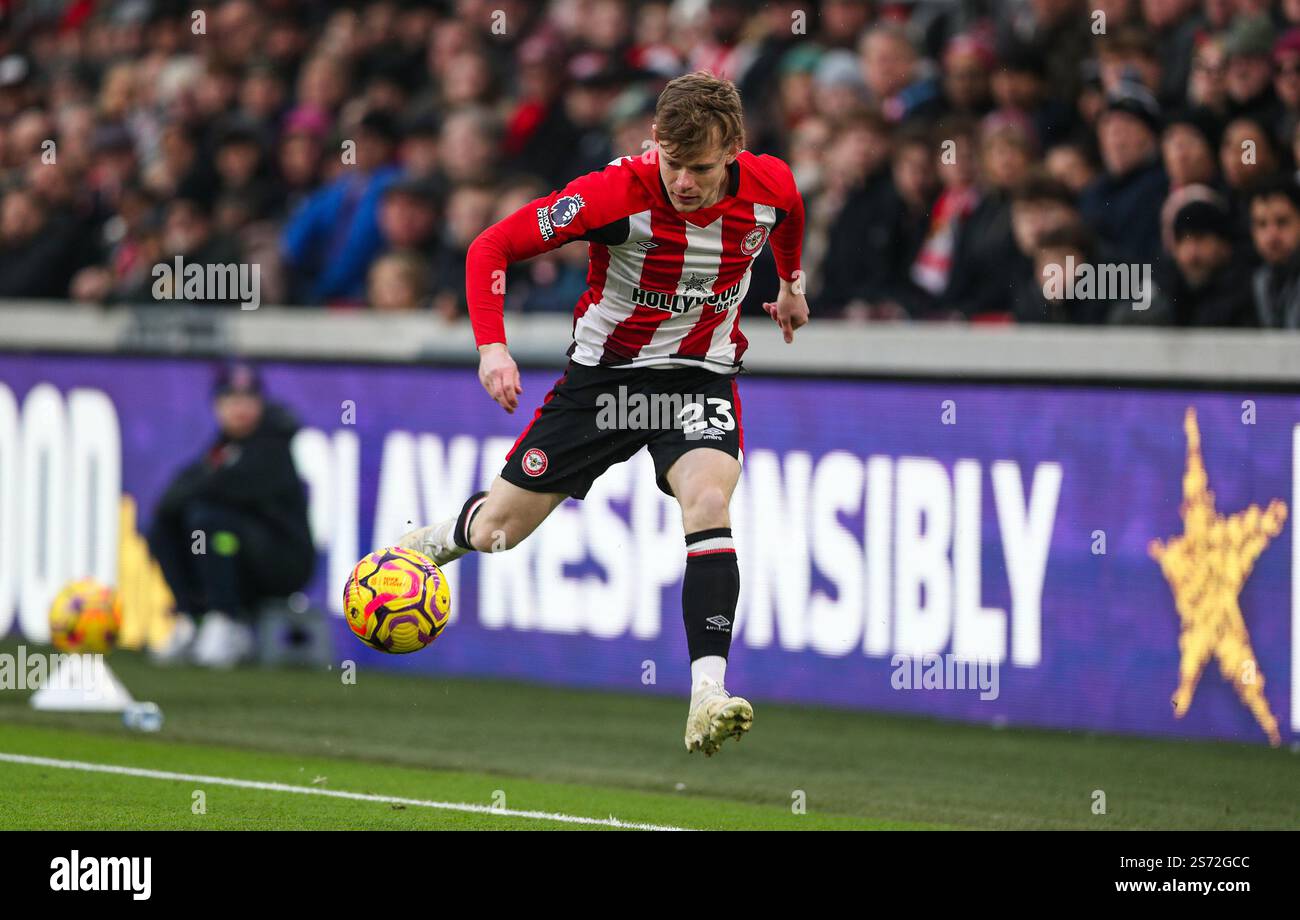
<box><xmin>399</xmin><ymin>71</ymin><xmax>808</xmax><ymax>754</ymax></box>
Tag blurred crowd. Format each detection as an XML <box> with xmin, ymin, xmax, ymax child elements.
<box><xmin>4</xmin><ymin>0</ymin><xmax>1300</xmax><ymax>327</ymax></box>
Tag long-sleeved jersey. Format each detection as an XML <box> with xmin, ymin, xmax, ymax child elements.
<box><xmin>465</xmin><ymin>147</ymin><xmax>804</xmax><ymax>372</ymax></box>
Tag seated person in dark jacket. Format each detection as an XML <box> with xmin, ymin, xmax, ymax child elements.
<box><xmin>1117</xmin><ymin>197</ymin><xmax>1256</xmax><ymax>326</ymax></box>
<box><xmin>148</xmin><ymin>363</ymin><xmax>314</xmax><ymax>668</ymax></box>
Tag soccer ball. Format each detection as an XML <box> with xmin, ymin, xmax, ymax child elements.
<box><xmin>343</xmin><ymin>547</ymin><xmax>450</xmax><ymax>654</ymax></box>
<box><xmin>48</xmin><ymin>579</ymin><xmax>122</xmax><ymax>654</ymax></box>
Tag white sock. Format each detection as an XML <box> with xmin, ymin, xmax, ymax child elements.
<box><xmin>432</xmin><ymin>517</ymin><xmax>457</xmax><ymax>552</ymax></box>
<box><xmin>691</xmin><ymin>656</ymin><xmax>726</xmax><ymax>691</ymax></box>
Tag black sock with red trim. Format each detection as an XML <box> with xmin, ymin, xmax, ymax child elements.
<box><xmin>682</xmin><ymin>527</ymin><xmax>739</xmax><ymax>661</ymax></box>
<box><xmin>452</xmin><ymin>491</ymin><xmax>489</xmax><ymax>551</ymax></box>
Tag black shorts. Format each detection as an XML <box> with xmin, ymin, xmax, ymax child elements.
<box><xmin>501</xmin><ymin>361</ymin><xmax>744</xmax><ymax>499</ymax></box>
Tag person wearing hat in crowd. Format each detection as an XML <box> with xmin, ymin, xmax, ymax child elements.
<box><xmin>1125</xmin><ymin>194</ymin><xmax>1256</xmax><ymax>326</ymax></box>
<box><xmin>1080</xmin><ymin>78</ymin><xmax>1170</xmax><ymax>265</ymax></box>
<box><xmin>148</xmin><ymin>362</ymin><xmax>314</xmax><ymax>668</ymax></box>
<box><xmin>1222</xmin><ymin>14</ymin><xmax>1282</xmax><ymax>128</ymax></box>
<box><xmin>280</xmin><ymin>108</ymin><xmax>403</xmax><ymax>304</ymax></box>
<box><xmin>1248</xmin><ymin>175</ymin><xmax>1300</xmax><ymax>328</ymax></box>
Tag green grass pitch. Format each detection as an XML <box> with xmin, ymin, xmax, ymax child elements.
<box><xmin>0</xmin><ymin>643</ymin><xmax>1296</xmax><ymax>830</ymax></box>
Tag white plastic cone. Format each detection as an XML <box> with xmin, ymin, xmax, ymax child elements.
<box><xmin>29</xmin><ymin>653</ymin><xmax>136</xmax><ymax>712</ymax></box>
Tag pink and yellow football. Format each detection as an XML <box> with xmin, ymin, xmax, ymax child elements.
<box><xmin>48</xmin><ymin>578</ymin><xmax>122</xmax><ymax>654</ymax></box>
<box><xmin>343</xmin><ymin>547</ymin><xmax>450</xmax><ymax>654</ymax></box>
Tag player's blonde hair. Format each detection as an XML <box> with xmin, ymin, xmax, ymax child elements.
<box><xmin>655</xmin><ymin>71</ymin><xmax>746</xmax><ymax>161</ymax></box>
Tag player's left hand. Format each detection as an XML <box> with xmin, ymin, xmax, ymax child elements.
<box><xmin>762</xmin><ymin>279</ymin><xmax>809</xmax><ymax>344</ymax></box>
<box><xmin>478</xmin><ymin>343</ymin><xmax>523</xmax><ymax>413</ymax></box>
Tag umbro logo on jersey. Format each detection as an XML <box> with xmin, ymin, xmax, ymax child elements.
<box><xmin>705</xmin><ymin>615</ymin><xmax>732</xmax><ymax>631</ymax></box>
<box><xmin>635</xmin><ymin>240</ymin><xmax>658</xmax><ymax>251</ymax></box>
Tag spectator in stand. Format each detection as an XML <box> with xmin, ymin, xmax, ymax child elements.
<box><xmin>853</xmin><ymin>123</ymin><xmax>939</xmax><ymax>318</ymax></box>
<box><xmin>1162</xmin><ymin>107</ymin><xmax>1223</xmax><ymax>190</ymax></box>
<box><xmin>1220</xmin><ymin>113</ymin><xmax>1285</xmax><ymax>210</ymax></box>
<box><xmin>0</xmin><ymin>184</ymin><xmax>94</xmax><ymax>299</ymax></box>
<box><xmin>939</xmin><ymin>32</ymin><xmax>996</xmax><ymax>120</ymax></box>
<box><xmin>1248</xmin><ymin>176</ymin><xmax>1300</xmax><ymax>327</ymax></box>
<box><xmin>276</xmin><ymin>108</ymin><xmax>329</xmax><ymax>221</ymax></box>
<box><xmin>996</xmin><ymin>0</ymin><xmax>1093</xmax><ymax>104</ymax></box>
<box><xmin>810</xmin><ymin>109</ymin><xmax>893</xmax><ymax>317</ymax></box>
<box><xmin>821</xmin><ymin>0</ymin><xmax>875</xmax><ymax>53</ymax></box>
<box><xmin>1145</xmin><ymin>0</ymin><xmax>1203</xmax><ymax>107</ymax></box>
<box><xmin>438</xmin><ymin>106</ymin><xmax>503</xmax><ymax>187</ymax></box>
<box><xmin>1130</xmin><ymin>195</ymin><xmax>1256</xmax><ymax>325</ymax></box>
<box><xmin>1080</xmin><ymin>79</ymin><xmax>1169</xmax><ymax>265</ymax></box>
<box><xmin>917</xmin><ymin>117</ymin><xmax>1019</xmax><ymax>320</ymax></box>
<box><xmin>1272</xmin><ymin>29</ymin><xmax>1300</xmax><ymax>143</ymax></box>
<box><xmin>1187</xmin><ymin>33</ymin><xmax>1229</xmax><ymax>117</ymax></box>
<box><xmin>859</xmin><ymin>22</ymin><xmax>943</xmax><ymax>125</ymax></box>
<box><xmin>1008</xmin><ymin>173</ymin><xmax>1086</xmax><ymax>320</ymax></box>
<box><xmin>378</xmin><ymin>177</ymin><xmax>441</xmax><ymax>257</ymax></box>
<box><xmin>1045</xmin><ymin>140</ymin><xmax>1102</xmax><ymax>195</ymax></box>
<box><xmin>280</xmin><ymin>109</ymin><xmax>402</xmax><ymax>305</ymax></box>
<box><xmin>1222</xmin><ymin>15</ymin><xmax>1281</xmax><ymax>127</ymax></box>
<box><xmin>1026</xmin><ymin>222</ymin><xmax>1115</xmax><ymax>323</ymax></box>
<box><xmin>430</xmin><ymin>182</ymin><xmax>497</xmax><ymax>321</ymax></box>
<box><xmin>1096</xmin><ymin>25</ymin><xmax>1165</xmax><ymax>102</ymax></box>
<box><xmin>369</xmin><ymin>251</ymin><xmax>431</xmax><ymax>312</ymax></box>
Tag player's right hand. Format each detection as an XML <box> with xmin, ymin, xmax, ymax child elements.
<box><xmin>478</xmin><ymin>343</ymin><xmax>523</xmax><ymax>413</ymax></box>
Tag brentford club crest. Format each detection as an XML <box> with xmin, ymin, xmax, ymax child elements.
<box><xmin>522</xmin><ymin>448</ymin><xmax>548</xmax><ymax>477</ymax></box>
<box><xmin>741</xmin><ymin>225</ymin><xmax>768</xmax><ymax>256</ymax></box>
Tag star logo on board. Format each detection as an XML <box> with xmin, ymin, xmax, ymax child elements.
<box><xmin>1148</xmin><ymin>407</ymin><xmax>1287</xmax><ymax>746</ymax></box>
<box><xmin>681</xmin><ymin>272</ymin><xmax>717</xmax><ymax>295</ymax></box>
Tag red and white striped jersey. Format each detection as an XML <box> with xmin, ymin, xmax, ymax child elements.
<box><xmin>466</xmin><ymin>147</ymin><xmax>805</xmax><ymax>372</ymax></box>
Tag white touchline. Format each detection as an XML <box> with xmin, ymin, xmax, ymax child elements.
<box><xmin>0</xmin><ymin>752</ymin><xmax>689</xmax><ymax>831</ymax></box>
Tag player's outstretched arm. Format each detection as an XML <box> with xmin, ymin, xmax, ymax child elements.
<box><xmin>464</xmin><ymin>163</ymin><xmax>634</xmax><ymax>411</ymax></box>
<box><xmin>762</xmin><ymin>276</ymin><xmax>810</xmax><ymax>343</ymax></box>
<box><xmin>477</xmin><ymin>342</ymin><xmax>522</xmax><ymax>414</ymax></box>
